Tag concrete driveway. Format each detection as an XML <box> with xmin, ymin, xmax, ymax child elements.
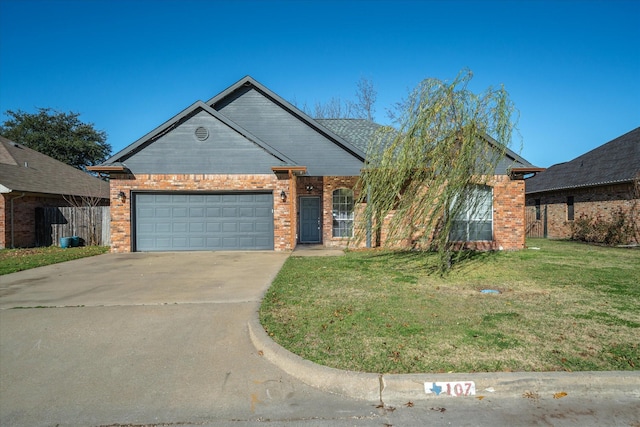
<box><xmin>0</xmin><ymin>252</ymin><xmax>375</xmax><ymax>426</ymax></box>
<box><xmin>3</xmin><ymin>252</ymin><xmax>639</xmax><ymax>427</ymax></box>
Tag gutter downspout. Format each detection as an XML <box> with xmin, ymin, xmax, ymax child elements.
<box><xmin>10</xmin><ymin>192</ymin><xmax>26</xmax><ymax>249</ymax></box>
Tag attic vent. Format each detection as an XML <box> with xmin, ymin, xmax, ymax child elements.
<box><xmin>195</xmin><ymin>126</ymin><xmax>209</xmax><ymax>141</ymax></box>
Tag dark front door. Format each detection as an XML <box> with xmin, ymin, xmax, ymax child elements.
<box><xmin>300</xmin><ymin>196</ymin><xmax>321</xmax><ymax>243</ymax></box>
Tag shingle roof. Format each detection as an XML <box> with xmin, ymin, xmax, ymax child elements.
<box><xmin>526</xmin><ymin>127</ymin><xmax>640</xmax><ymax>194</ymax></box>
<box><xmin>317</xmin><ymin>118</ymin><xmax>535</xmax><ymax>174</ymax></box>
<box><xmin>0</xmin><ymin>136</ymin><xmax>109</xmax><ymax>198</ymax></box>
<box><xmin>315</xmin><ymin>119</ymin><xmax>383</xmax><ymax>153</ymax></box>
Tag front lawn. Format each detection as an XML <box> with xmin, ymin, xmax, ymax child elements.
<box><xmin>0</xmin><ymin>246</ymin><xmax>109</xmax><ymax>275</ymax></box>
<box><xmin>260</xmin><ymin>239</ymin><xmax>639</xmax><ymax>373</ymax></box>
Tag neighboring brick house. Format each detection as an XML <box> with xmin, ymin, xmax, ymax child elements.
<box><xmin>525</xmin><ymin>127</ymin><xmax>639</xmax><ymax>241</ymax></box>
<box><xmin>89</xmin><ymin>76</ymin><xmax>537</xmax><ymax>253</ymax></box>
<box><xmin>0</xmin><ymin>136</ymin><xmax>110</xmax><ymax>248</ymax></box>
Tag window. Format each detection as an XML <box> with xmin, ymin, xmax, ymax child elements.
<box><xmin>332</xmin><ymin>188</ymin><xmax>354</xmax><ymax>237</ymax></box>
<box><xmin>567</xmin><ymin>196</ymin><xmax>574</xmax><ymax>221</ymax></box>
<box><xmin>535</xmin><ymin>199</ymin><xmax>541</xmax><ymax>221</ymax></box>
<box><xmin>450</xmin><ymin>185</ymin><xmax>493</xmax><ymax>241</ymax></box>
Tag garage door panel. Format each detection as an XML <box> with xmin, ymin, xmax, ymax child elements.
<box><xmin>172</xmin><ymin>207</ymin><xmax>188</xmax><ymax>217</ymax></box>
<box><xmin>189</xmin><ymin>223</ymin><xmax>204</xmax><ymax>232</ymax></box>
<box><xmin>154</xmin><ymin>238</ymin><xmax>172</xmax><ymax>249</ymax></box>
<box><xmin>222</xmin><ymin>222</ymin><xmax>237</xmax><ymax>232</ymax></box>
<box><xmin>255</xmin><ymin>207</ymin><xmax>271</xmax><ymax>217</ymax></box>
<box><xmin>206</xmin><ymin>237</ymin><xmax>222</xmax><ymax>248</ymax></box>
<box><xmin>239</xmin><ymin>222</ymin><xmax>254</xmax><ymax>232</ymax></box>
<box><xmin>189</xmin><ymin>207</ymin><xmax>204</xmax><ymax>217</ymax></box>
<box><xmin>155</xmin><ymin>208</ymin><xmax>171</xmax><ymax>218</ymax></box>
<box><xmin>135</xmin><ymin>192</ymin><xmax>274</xmax><ymax>251</ymax></box>
<box><xmin>239</xmin><ymin>207</ymin><xmax>254</xmax><ymax>217</ymax></box>
<box><xmin>222</xmin><ymin>207</ymin><xmax>237</xmax><ymax>217</ymax></box>
<box><xmin>205</xmin><ymin>195</ymin><xmax>222</xmax><ymax>204</ymax></box>
<box><xmin>138</xmin><ymin>208</ymin><xmax>155</xmax><ymax>218</ymax></box>
<box><xmin>156</xmin><ymin>223</ymin><xmax>172</xmax><ymax>233</ymax></box>
<box><xmin>189</xmin><ymin>237</ymin><xmax>205</xmax><ymax>247</ymax></box>
<box><xmin>172</xmin><ymin>237</ymin><xmax>187</xmax><ymax>247</ymax></box>
<box><xmin>255</xmin><ymin>222</ymin><xmax>270</xmax><ymax>233</ymax></box>
<box><xmin>206</xmin><ymin>222</ymin><xmax>221</xmax><ymax>232</ymax></box>
<box><xmin>206</xmin><ymin>207</ymin><xmax>221</xmax><ymax>217</ymax></box>
<box><xmin>172</xmin><ymin>222</ymin><xmax>187</xmax><ymax>233</ymax></box>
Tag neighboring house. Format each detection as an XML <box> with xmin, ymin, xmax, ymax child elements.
<box><xmin>525</xmin><ymin>127</ymin><xmax>640</xmax><ymax>240</ymax></box>
<box><xmin>0</xmin><ymin>136</ymin><xmax>110</xmax><ymax>248</ymax></box>
<box><xmin>89</xmin><ymin>76</ymin><xmax>538</xmax><ymax>253</ymax></box>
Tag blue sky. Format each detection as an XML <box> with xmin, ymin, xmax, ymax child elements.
<box><xmin>1</xmin><ymin>0</ymin><xmax>638</xmax><ymax>168</ymax></box>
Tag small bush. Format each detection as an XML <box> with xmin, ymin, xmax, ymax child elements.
<box><xmin>570</xmin><ymin>208</ymin><xmax>635</xmax><ymax>245</ymax></box>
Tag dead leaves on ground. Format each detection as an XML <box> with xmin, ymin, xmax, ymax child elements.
<box><xmin>523</xmin><ymin>390</ymin><xmax>568</xmax><ymax>400</ymax></box>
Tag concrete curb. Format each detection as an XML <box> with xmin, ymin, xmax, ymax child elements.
<box><xmin>248</xmin><ymin>316</ymin><xmax>640</xmax><ymax>404</ymax></box>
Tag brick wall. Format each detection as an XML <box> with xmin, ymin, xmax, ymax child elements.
<box><xmin>350</xmin><ymin>175</ymin><xmax>526</xmax><ymax>251</ymax></box>
<box><xmin>108</xmin><ymin>173</ymin><xmax>293</xmax><ymax>252</ymax></box>
<box><xmin>0</xmin><ymin>194</ymin><xmax>71</xmax><ymax>248</ymax></box>
<box><xmin>492</xmin><ymin>175</ymin><xmax>526</xmax><ymax>250</ymax></box>
<box><xmin>525</xmin><ymin>182</ymin><xmax>639</xmax><ymax>240</ymax></box>
<box><xmin>106</xmin><ymin>173</ymin><xmax>528</xmax><ymax>253</ymax></box>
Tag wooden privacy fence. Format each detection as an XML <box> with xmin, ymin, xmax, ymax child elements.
<box><xmin>36</xmin><ymin>206</ymin><xmax>110</xmax><ymax>247</ymax></box>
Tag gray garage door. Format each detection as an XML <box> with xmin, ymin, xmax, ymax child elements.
<box><xmin>134</xmin><ymin>192</ymin><xmax>274</xmax><ymax>251</ymax></box>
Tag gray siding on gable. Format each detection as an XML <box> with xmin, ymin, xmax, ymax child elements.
<box><xmin>214</xmin><ymin>87</ymin><xmax>364</xmax><ymax>176</ymax></box>
<box><xmin>495</xmin><ymin>155</ymin><xmax>524</xmax><ymax>175</ymax></box>
<box><xmin>119</xmin><ymin>110</ymin><xmax>285</xmax><ymax>174</ymax></box>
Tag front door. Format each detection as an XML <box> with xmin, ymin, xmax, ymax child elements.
<box><xmin>300</xmin><ymin>196</ymin><xmax>321</xmax><ymax>243</ymax></box>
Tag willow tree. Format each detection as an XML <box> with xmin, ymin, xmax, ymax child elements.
<box><xmin>357</xmin><ymin>70</ymin><xmax>518</xmax><ymax>271</ymax></box>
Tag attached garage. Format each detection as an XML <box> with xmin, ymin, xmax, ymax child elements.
<box><xmin>134</xmin><ymin>192</ymin><xmax>274</xmax><ymax>251</ymax></box>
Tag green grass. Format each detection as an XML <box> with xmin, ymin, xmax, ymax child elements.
<box><xmin>0</xmin><ymin>246</ymin><xmax>109</xmax><ymax>275</ymax></box>
<box><xmin>260</xmin><ymin>239</ymin><xmax>640</xmax><ymax>373</ymax></box>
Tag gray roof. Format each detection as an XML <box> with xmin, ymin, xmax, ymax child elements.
<box><xmin>317</xmin><ymin>118</ymin><xmax>534</xmax><ymax>174</ymax></box>
<box><xmin>526</xmin><ymin>127</ymin><xmax>640</xmax><ymax>194</ymax></box>
<box><xmin>96</xmin><ymin>76</ymin><xmax>535</xmax><ymax>177</ymax></box>
<box><xmin>0</xmin><ymin>136</ymin><xmax>109</xmax><ymax>198</ymax></box>
<box><xmin>315</xmin><ymin>119</ymin><xmax>383</xmax><ymax>153</ymax></box>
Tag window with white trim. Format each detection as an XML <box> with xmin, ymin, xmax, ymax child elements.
<box><xmin>332</xmin><ymin>188</ymin><xmax>354</xmax><ymax>237</ymax></box>
<box><xmin>450</xmin><ymin>185</ymin><xmax>493</xmax><ymax>241</ymax></box>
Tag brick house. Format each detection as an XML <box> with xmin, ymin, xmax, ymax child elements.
<box><xmin>89</xmin><ymin>76</ymin><xmax>537</xmax><ymax>253</ymax></box>
<box><xmin>0</xmin><ymin>136</ymin><xmax>110</xmax><ymax>248</ymax></box>
<box><xmin>525</xmin><ymin>127</ymin><xmax>639</xmax><ymax>241</ymax></box>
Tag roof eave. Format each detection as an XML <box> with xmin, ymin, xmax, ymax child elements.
<box><xmin>271</xmin><ymin>166</ymin><xmax>307</xmax><ymax>176</ymax></box>
<box><xmin>526</xmin><ymin>178</ymin><xmax>635</xmax><ymax>195</ymax></box>
<box><xmin>86</xmin><ymin>165</ymin><xmax>128</xmax><ymax>173</ymax></box>
<box><xmin>509</xmin><ymin>167</ymin><xmax>546</xmax><ymax>180</ymax></box>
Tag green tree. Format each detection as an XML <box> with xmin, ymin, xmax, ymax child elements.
<box><xmin>0</xmin><ymin>108</ymin><xmax>110</xmax><ymax>170</ymax></box>
<box><xmin>358</xmin><ymin>69</ymin><xmax>518</xmax><ymax>271</ymax></box>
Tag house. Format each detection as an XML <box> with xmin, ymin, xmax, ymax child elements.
<box><xmin>0</xmin><ymin>136</ymin><xmax>110</xmax><ymax>248</ymax></box>
<box><xmin>88</xmin><ymin>76</ymin><xmax>537</xmax><ymax>253</ymax></box>
<box><xmin>525</xmin><ymin>127</ymin><xmax>639</xmax><ymax>241</ymax></box>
